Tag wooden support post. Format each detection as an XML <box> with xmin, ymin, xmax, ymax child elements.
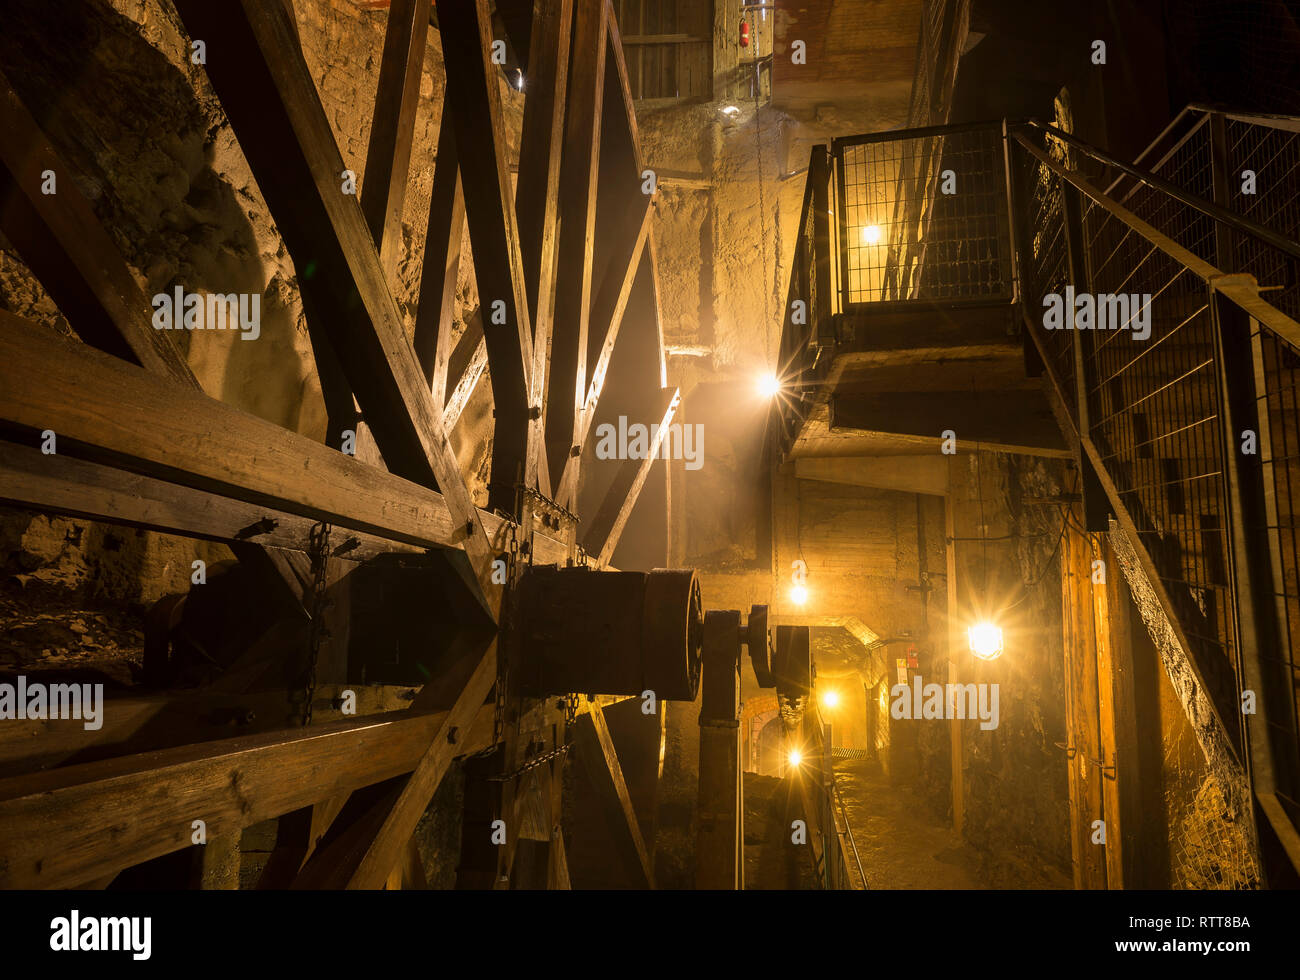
<box><xmin>414</xmin><ymin>107</ymin><xmax>465</xmax><ymax>406</ymax></box>
<box><xmin>361</xmin><ymin>0</ymin><xmax>431</xmax><ymax>280</ymax></box>
<box><xmin>545</xmin><ymin>0</ymin><xmax>608</xmax><ymax>493</ymax></box>
<box><xmin>1061</xmin><ymin>505</ymin><xmax>1107</xmax><ymax>889</ymax></box>
<box><xmin>582</xmin><ymin>387</ymin><xmax>680</xmax><ymax>567</ymax></box>
<box><xmin>695</xmin><ymin>611</ymin><xmax>742</xmax><ymax>889</ymax></box>
<box><xmin>438</xmin><ymin>0</ymin><xmax>535</xmax><ymax>514</ymax></box>
<box><xmin>294</xmin><ymin>640</ymin><xmax>499</xmax><ymax>889</ymax></box>
<box><xmin>573</xmin><ymin>702</ymin><xmax>655</xmax><ymax>887</ymax></box>
<box><xmin>1090</xmin><ymin>534</ymin><xmax>1142</xmax><ymax>888</ymax></box>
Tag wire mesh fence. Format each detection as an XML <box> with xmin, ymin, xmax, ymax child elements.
<box><xmin>1104</xmin><ymin>108</ymin><xmax>1300</xmax><ymax>321</ymax></box>
<box><xmin>1251</xmin><ymin>327</ymin><xmax>1300</xmax><ymax>804</ymax></box>
<box><xmin>833</xmin><ymin>123</ymin><xmax>1012</xmax><ymax>307</ymax></box>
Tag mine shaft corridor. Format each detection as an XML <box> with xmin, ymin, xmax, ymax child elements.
<box><xmin>1</xmin><ymin>0</ymin><xmax>1299</xmax><ymax>923</ymax></box>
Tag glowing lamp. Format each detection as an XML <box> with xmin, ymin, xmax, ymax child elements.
<box><xmin>820</xmin><ymin>689</ymin><xmax>839</xmax><ymax>710</ymax></box>
<box><xmin>967</xmin><ymin>622</ymin><xmax>1004</xmax><ymax>661</ymax></box>
<box><xmin>789</xmin><ymin>584</ymin><xmax>808</xmax><ymax>606</ymax></box>
<box><xmin>861</xmin><ymin>224</ymin><xmax>882</xmax><ymax>245</ymax></box>
<box><xmin>788</xmin><ymin>749</ymin><xmax>802</xmax><ymax>767</ymax></box>
<box><xmin>757</xmin><ymin>373</ymin><xmax>781</xmax><ymax>398</ymax></box>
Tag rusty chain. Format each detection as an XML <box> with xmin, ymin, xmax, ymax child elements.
<box><xmin>300</xmin><ymin>520</ymin><xmax>332</xmax><ymax>727</ymax></box>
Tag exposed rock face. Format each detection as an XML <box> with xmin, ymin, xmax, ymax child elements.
<box><xmin>0</xmin><ymin>0</ymin><xmax>519</xmax><ymax>617</ymax></box>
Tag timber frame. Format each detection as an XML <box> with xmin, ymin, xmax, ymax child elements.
<box><xmin>0</xmin><ymin>0</ymin><xmax>679</xmax><ymax>890</ymax></box>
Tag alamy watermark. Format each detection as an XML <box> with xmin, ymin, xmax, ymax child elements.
<box><xmin>152</xmin><ymin>287</ymin><xmax>261</xmax><ymax>341</ymax></box>
<box><xmin>890</xmin><ymin>674</ymin><xmax>999</xmax><ymax>730</ymax></box>
<box><xmin>594</xmin><ymin>416</ymin><xmax>704</xmax><ymax>471</ymax></box>
<box><xmin>50</xmin><ymin>910</ymin><xmax>150</xmax><ymax>960</ymax></box>
<box><xmin>0</xmin><ymin>675</ymin><xmax>103</xmax><ymax>730</ymax></box>
<box><xmin>1042</xmin><ymin>285</ymin><xmax>1152</xmax><ymax>341</ymax></box>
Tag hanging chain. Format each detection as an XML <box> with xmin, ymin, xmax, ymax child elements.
<box><xmin>301</xmin><ymin>520</ymin><xmax>332</xmax><ymax>727</ymax></box>
<box><xmin>486</xmin><ymin>742</ymin><xmax>571</xmax><ymax>782</ymax></box>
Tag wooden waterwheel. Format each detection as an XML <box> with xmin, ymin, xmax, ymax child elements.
<box><xmin>0</xmin><ymin>0</ymin><xmax>701</xmax><ymax>890</ymax></box>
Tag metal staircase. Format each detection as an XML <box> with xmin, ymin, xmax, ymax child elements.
<box><xmin>774</xmin><ymin>109</ymin><xmax>1300</xmax><ymax>885</ymax></box>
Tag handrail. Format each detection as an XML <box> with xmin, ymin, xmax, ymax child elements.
<box><xmin>1013</xmin><ymin>132</ymin><xmax>1300</xmax><ymax>351</ymax></box>
<box><xmin>831</xmin><ymin>778</ymin><xmax>868</xmax><ymax>889</ymax></box>
<box><xmin>1021</xmin><ymin>119</ymin><xmax>1300</xmax><ymax>265</ymax></box>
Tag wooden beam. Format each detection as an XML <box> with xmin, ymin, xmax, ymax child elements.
<box><xmin>0</xmin><ymin>67</ymin><xmax>195</xmax><ymax>386</ymax></box>
<box><xmin>314</xmin><ymin>642</ymin><xmax>499</xmax><ymax>888</ymax></box>
<box><xmin>0</xmin><ymin>440</ymin><xmax>420</xmax><ymax>563</ymax></box>
<box><xmin>171</xmin><ymin>0</ymin><xmax>493</xmax><ymax>590</ymax></box>
<box><xmin>829</xmin><ymin>392</ymin><xmax>1069</xmax><ymax>457</ymax></box>
<box><xmin>0</xmin><ymin>680</ymin><xmax>420</xmax><ymax>781</ymax></box>
<box><xmin>515</xmin><ymin>0</ymin><xmax>574</xmax><ymax>490</ymax></box>
<box><xmin>0</xmin><ymin>313</ymin><xmax>569</xmax><ymax>568</ymax></box>
<box><xmin>544</xmin><ymin>0</ymin><xmax>608</xmax><ymax>493</ymax></box>
<box><xmin>1061</xmin><ymin>508</ymin><xmax>1108</xmax><ymax>889</ymax></box>
<box><xmin>0</xmin><ymin>701</ymin><xmax>496</xmax><ymax>890</ymax></box>
<box><xmin>583</xmin><ymin>386</ymin><xmax>680</xmax><ymax>567</ymax></box>
<box><xmin>362</xmin><ymin>0</ymin><xmax>431</xmax><ymax>279</ymax></box>
<box><xmin>573</xmin><ymin>702</ymin><xmax>654</xmax><ymax>887</ymax></box>
<box><xmin>556</xmin><ymin>199</ymin><xmax>654</xmax><ymax>507</ymax></box>
<box><xmin>438</xmin><ymin>0</ymin><xmax>535</xmax><ymax>513</ymax></box>
<box><xmin>413</xmin><ymin>103</ymin><xmax>465</xmax><ymax>408</ymax></box>
<box><xmin>1091</xmin><ymin>533</ymin><xmax>1142</xmax><ymax>889</ymax></box>
<box><xmin>444</xmin><ymin>334</ymin><xmax>489</xmax><ymax>430</ymax></box>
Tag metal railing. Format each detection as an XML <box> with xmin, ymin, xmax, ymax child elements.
<box><xmin>833</xmin><ymin>122</ymin><xmax>1014</xmax><ymax>308</ymax></box>
<box><xmin>775</xmin><ymin>109</ymin><xmax>1300</xmax><ymax>882</ymax></box>
<box><xmin>1011</xmin><ymin>121</ymin><xmax>1300</xmax><ymax>882</ymax></box>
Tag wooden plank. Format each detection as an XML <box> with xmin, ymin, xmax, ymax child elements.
<box><xmin>414</xmin><ymin>108</ymin><xmax>465</xmax><ymax>409</ymax></box>
<box><xmin>329</xmin><ymin>642</ymin><xmax>499</xmax><ymax>888</ymax></box>
<box><xmin>545</xmin><ymin>0</ymin><xmax>609</xmax><ymax>493</ymax></box>
<box><xmin>361</xmin><ymin>0</ymin><xmax>431</xmax><ymax>279</ymax></box>
<box><xmin>514</xmin><ymin>0</ymin><xmax>575</xmax><ymax>491</ymax></box>
<box><xmin>556</xmin><ymin>198</ymin><xmax>653</xmax><ymax>507</ymax></box>
<box><xmin>583</xmin><ymin>386</ymin><xmax>679</xmax><ymax>567</ymax></box>
<box><xmin>1061</xmin><ymin>510</ymin><xmax>1108</xmax><ymax>889</ymax></box>
<box><xmin>0</xmin><ymin>440</ymin><xmax>421</xmax><ymax>563</ymax></box>
<box><xmin>438</xmin><ymin>0</ymin><xmax>535</xmax><ymax>513</ymax></box>
<box><xmin>0</xmin><ymin>68</ymin><xmax>195</xmax><ymax>385</ymax></box>
<box><xmin>0</xmin><ymin>681</ymin><xmax>421</xmax><ymax>779</ymax></box>
<box><xmin>0</xmin><ymin>313</ymin><xmax>569</xmax><ymax>568</ymax></box>
<box><xmin>171</xmin><ymin>0</ymin><xmax>493</xmax><ymax>590</ymax></box>
<box><xmin>1091</xmin><ymin>534</ymin><xmax>1141</xmax><ymax>889</ymax></box>
<box><xmin>0</xmin><ymin>701</ymin><xmax>496</xmax><ymax>889</ymax></box>
<box><xmin>574</xmin><ymin>702</ymin><xmax>654</xmax><ymax>887</ymax></box>
<box><xmin>444</xmin><ymin>335</ymin><xmax>489</xmax><ymax>430</ymax></box>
